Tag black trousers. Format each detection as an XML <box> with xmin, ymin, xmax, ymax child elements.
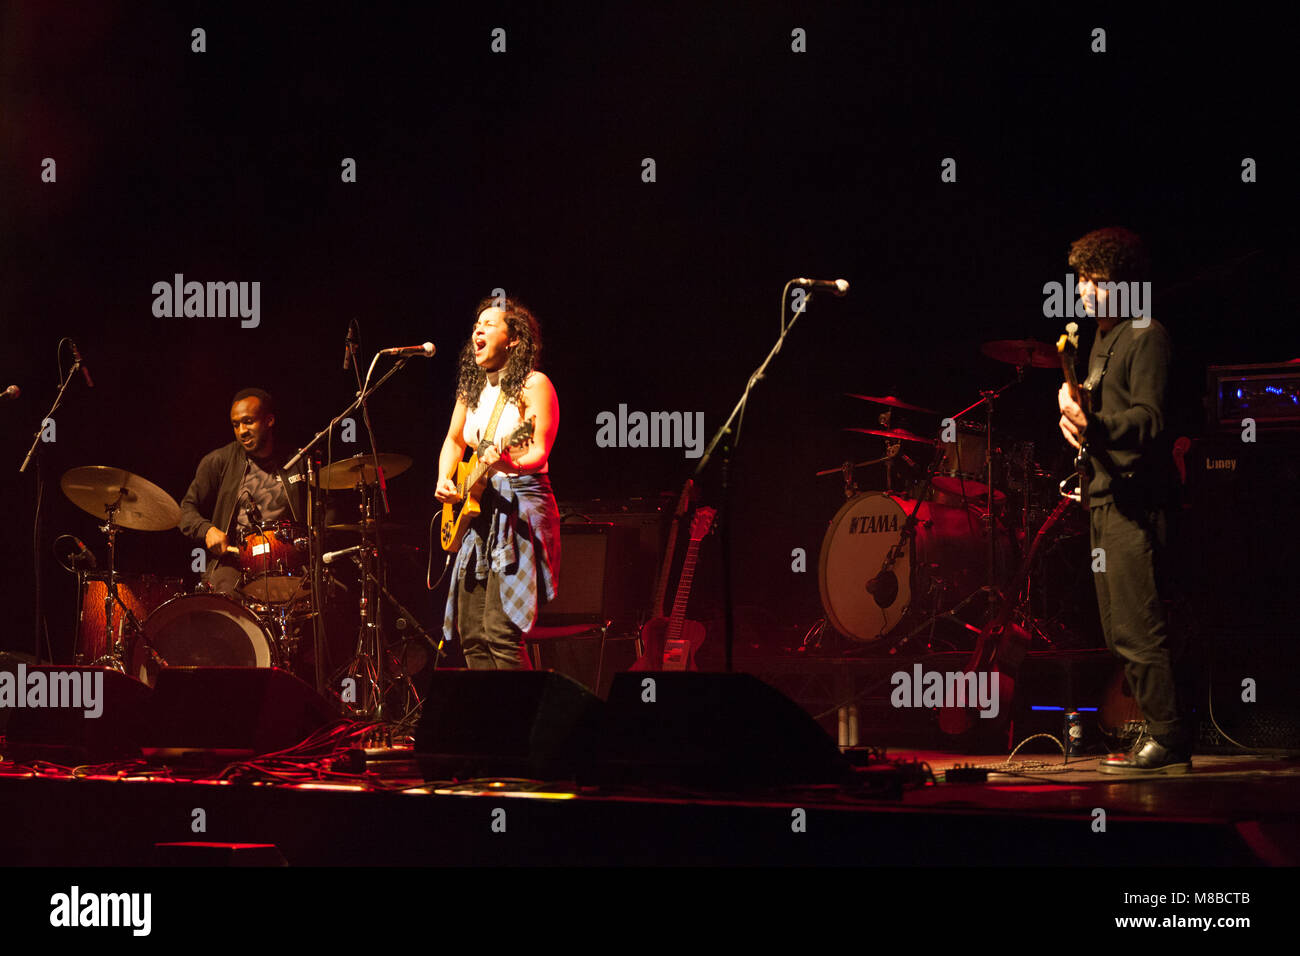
<box><xmin>455</xmin><ymin>566</ymin><xmax>533</xmax><ymax>671</ymax></box>
<box><xmin>1089</xmin><ymin>500</ymin><xmax>1192</xmax><ymax>747</ymax></box>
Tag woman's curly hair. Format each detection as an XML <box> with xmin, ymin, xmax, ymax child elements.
<box><xmin>1067</xmin><ymin>227</ymin><xmax>1150</xmax><ymax>283</ymax></box>
<box><xmin>455</xmin><ymin>296</ymin><xmax>543</xmax><ymax>411</ymax></box>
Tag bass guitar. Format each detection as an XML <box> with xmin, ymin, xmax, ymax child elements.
<box><xmin>1056</xmin><ymin>321</ymin><xmax>1091</xmax><ymax>506</ymax></box>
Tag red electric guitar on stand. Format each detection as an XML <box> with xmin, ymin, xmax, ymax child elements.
<box><xmin>632</xmin><ymin>506</ymin><xmax>716</xmax><ymax>671</ymax></box>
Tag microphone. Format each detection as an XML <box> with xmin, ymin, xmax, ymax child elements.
<box><xmin>380</xmin><ymin>342</ymin><xmax>436</xmax><ymax>358</ymax></box>
<box><xmin>792</xmin><ymin>278</ymin><xmax>850</xmax><ymax>297</ymax></box>
<box><xmin>343</xmin><ymin>323</ymin><xmax>357</xmax><ymax>371</ymax></box>
<box><xmin>70</xmin><ymin>342</ymin><xmax>94</xmax><ymax>387</ymax></box>
<box><xmin>322</xmin><ymin>544</ymin><xmax>361</xmax><ymax>565</ymax></box>
<box><xmin>2</xmin><ymin>385</ymin><xmax>19</xmax><ymax>400</ymax></box>
<box><xmin>865</xmin><ymin>569</ymin><xmax>898</xmax><ymax>608</ymax></box>
<box><xmin>71</xmin><ymin>537</ymin><xmax>98</xmax><ymax>569</ymax></box>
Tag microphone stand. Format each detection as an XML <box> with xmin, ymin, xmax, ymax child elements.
<box><xmin>19</xmin><ymin>341</ymin><xmax>86</xmax><ymax>661</ymax></box>
<box><xmin>692</xmin><ymin>282</ymin><xmax>835</xmax><ymax>672</ymax></box>
<box><xmin>284</xmin><ymin>353</ymin><xmax>415</xmax><ymax>707</ymax></box>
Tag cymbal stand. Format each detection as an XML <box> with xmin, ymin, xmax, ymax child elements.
<box><xmin>332</xmin><ymin>475</ymin><xmax>385</xmax><ymax>719</ymax></box>
<box><xmin>95</xmin><ymin>498</ymin><xmax>145</xmax><ymax>672</ymax></box>
<box><xmin>348</xmin><ymin>556</ymin><xmax>441</xmax><ymax>724</ymax></box>
<box><xmin>946</xmin><ymin>373</ymin><xmax>1020</xmax><ymax>590</ymax></box>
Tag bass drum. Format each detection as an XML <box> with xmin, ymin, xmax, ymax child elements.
<box><xmin>819</xmin><ymin>492</ymin><xmax>997</xmax><ymax>643</ymax></box>
<box><xmin>130</xmin><ymin>592</ymin><xmax>277</xmax><ymax>687</ymax></box>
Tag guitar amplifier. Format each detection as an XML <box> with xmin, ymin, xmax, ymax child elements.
<box><xmin>1182</xmin><ymin>431</ymin><xmax>1300</xmax><ymax>630</ymax></box>
<box><xmin>538</xmin><ymin>521</ymin><xmax>647</xmax><ymax>631</ymax></box>
<box><xmin>1206</xmin><ymin>362</ymin><xmax>1300</xmax><ymax>432</ymax></box>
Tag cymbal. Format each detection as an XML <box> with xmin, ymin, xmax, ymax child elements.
<box><xmin>315</xmin><ymin>453</ymin><xmax>413</xmax><ymax>489</ymax></box>
<box><xmin>60</xmin><ymin>466</ymin><xmax>181</xmax><ymax>531</ymax></box>
<box><xmin>845</xmin><ymin>393</ymin><xmax>937</xmax><ymax>415</ymax></box>
<box><xmin>980</xmin><ymin>339</ymin><xmax>1058</xmax><ymax>369</ymax></box>
<box><xmin>843</xmin><ymin>427</ymin><xmax>939</xmax><ymax>446</ymax></box>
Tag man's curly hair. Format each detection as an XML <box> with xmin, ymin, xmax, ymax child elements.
<box><xmin>1067</xmin><ymin>227</ymin><xmax>1150</xmax><ymax>284</ymax></box>
<box><xmin>455</xmin><ymin>296</ymin><xmax>543</xmax><ymax>412</ymax></box>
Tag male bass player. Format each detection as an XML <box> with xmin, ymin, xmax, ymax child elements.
<box><xmin>1056</xmin><ymin>227</ymin><xmax>1192</xmax><ymax>774</ymax></box>
<box><xmin>179</xmin><ymin>388</ymin><xmax>308</xmax><ymax>593</ymax></box>
<box><xmin>435</xmin><ymin>297</ymin><xmax>560</xmax><ymax>669</ymax></box>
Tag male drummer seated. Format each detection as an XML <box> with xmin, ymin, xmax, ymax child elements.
<box><xmin>178</xmin><ymin>388</ymin><xmax>307</xmax><ymax>594</ymax></box>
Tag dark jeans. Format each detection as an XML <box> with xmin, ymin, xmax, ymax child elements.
<box><xmin>1090</xmin><ymin>501</ymin><xmax>1193</xmax><ymax>748</ymax></box>
<box><xmin>456</xmin><ymin>566</ymin><xmax>534</xmax><ymax>671</ymax></box>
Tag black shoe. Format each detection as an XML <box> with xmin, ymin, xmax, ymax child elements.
<box><xmin>1098</xmin><ymin>734</ymin><xmax>1191</xmax><ymax>775</ymax></box>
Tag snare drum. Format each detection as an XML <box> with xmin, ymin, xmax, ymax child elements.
<box><xmin>931</xmin><ymin>421</ymin><xmax>1004</xmax><ymax>504</ymax></box>
<box><xmin>236</xmin><ymin>521</ymin><xmax>310</xmax><ymax>605</ymax></box>
<box><xmin>130</xmin><ymin>592</ymin><xmax>278</xmax><ymax>686</ymax></box>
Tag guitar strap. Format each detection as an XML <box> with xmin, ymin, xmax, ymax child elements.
<box><xmin>478</xmin><ymin>388</ymin><xmax>510</xmax><ymax>451</ymax></box>
<box><xmin>1083</xmin><ymin>319</ymin><xmax>1128</xmax><ymax>397</ymax></box>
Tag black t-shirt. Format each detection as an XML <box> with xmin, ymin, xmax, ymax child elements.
<box><xmin>1083</xmin><ymin>317</ymin><xmax>1177</xmax><ymax>508</ymax></box>
<box><xmin>236</xmin><ymin>453</ymin><xmax>291</xmax><ymax>532</ymax></box>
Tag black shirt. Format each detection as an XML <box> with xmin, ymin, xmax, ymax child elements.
<box><xmin>1083</xmin><ymin>317</ymin><xmax>1175</xmax><ymax>508</ymax></box>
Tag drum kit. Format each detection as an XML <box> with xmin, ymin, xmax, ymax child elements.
<box><xmin>814</xmin><ymin>337</ymin><xmax>1086</xmax><ymax>655</ymax></box>
<box><xmin>58</xmin><ymin>453</ymin><xmax>431</xmax><ymax>716</ymax></box>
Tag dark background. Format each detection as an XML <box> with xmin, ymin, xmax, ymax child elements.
<box><xmin>2</xmin><ymin>2</ymin><xmax>1294</xmax><ymax>662</ymax></box>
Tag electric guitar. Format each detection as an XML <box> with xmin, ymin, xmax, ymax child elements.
<box><xmin>631</xmin><ymin>506</ymin><xmax>716</xmax><ymax>671</ymax></box>
<box><xmin>438</xmin><ymin>417</ymin><xmax>535</xmax><ymax>554</ymax></box>
<box><xmin>649</xmin><ymin>480</ymin><xmax>695</xmax><ymax>620</ymax></box>
<box><xmin>1056</xmin><ymin>321</ymin><xmax>1091</xmax><ymax>507</ymax></box>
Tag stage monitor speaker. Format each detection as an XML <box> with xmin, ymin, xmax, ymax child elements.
<box><xmin>414</xmin><ymin>670</ymin><xmax>604</xmax><ymax>780</ymax></box>
<box><xmin>1</xmin><ymin>664</ymin><xmax>152</xmax><ymax>764</ymax></box>
<box><xmin>587</xmin><ymin>672</ymin><xmax>852</xmax><ymax>788</ymax></box>
<box><xmin>142</xmin><ymin>667</ymin><xmax>337</xmax><ymax>760</ymax></box>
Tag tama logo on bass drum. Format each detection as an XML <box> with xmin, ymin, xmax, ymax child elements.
<box><xmin>849</xmin><ymin>514</ymin><xmax>900</xmax><ymax>534</ymax></box>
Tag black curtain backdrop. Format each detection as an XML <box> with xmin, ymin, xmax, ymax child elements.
<box><xmin>2</xmin><ymin>2</ymin><xmax>1295</xmax><ymax>661</ymax></box>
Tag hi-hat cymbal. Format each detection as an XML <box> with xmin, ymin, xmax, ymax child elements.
<box><xmin>845</xmin><ymin>393</ymin><xmax>937</xmax><ymax>415</ymax></box>
<box><xmin>980</xmin><ymin>339</ymin><xmax>1058</xmax><ymax>369</ymax></box>
<box><xmin>60</xmin><ymin>466</ymin><xmax>181</xmax><ymax>531</ymax></box>
<box><xmin>843</xmin><ymin>427</ymin><xmax>939</xmax><ymax>446</ymax></box>
<box><xmin>315</xmin><ymin>453</ymin><xmax>413</xmax><ymax>489</ymax></box>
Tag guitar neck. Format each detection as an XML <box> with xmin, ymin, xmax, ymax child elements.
<box><xmin>651</xmin><ymin>521</ymin><xmax>680</xmax><ymax>620</ymax></box>
<box><xmin>665</xmin><ymin>538</ymin><xmax>703</xmax><ymax>641</ymax></box>
<box><xmin>461</xmin><ymin>450</ymin><xmax>494</xmax><ymax>494</ymax></box>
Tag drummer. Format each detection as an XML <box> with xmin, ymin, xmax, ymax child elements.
<box><xmin>178</xmin><ymin>388</ymin><xmax>308</xmax><ymax>593</ymax></box>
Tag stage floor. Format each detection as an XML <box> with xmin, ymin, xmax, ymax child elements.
<box><xmin>2</xmin><ymin>742</ymin><xmax>1296</xmax><ymax>867</ymax></box>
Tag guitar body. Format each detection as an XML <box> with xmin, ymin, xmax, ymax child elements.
<box><xmin>630</xmin><ymin>616</ymin><xmax>706</xmax><ymax>672</ymax></box>
<box><xmin>630</xmin><ymin>506</ymin><xmax>716</xmax><ymax>671</ymax></box>
<box><xmin>439</xmin><ymin>456</ymin><xmax>485</xmax><ymax>554</ymax></box>
<box><xmin>436</xmin><ymin>417</ymin><xmax>536</xmax><ymax>555</ymax></box>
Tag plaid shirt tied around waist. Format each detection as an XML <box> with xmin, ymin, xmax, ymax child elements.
<box><xmin>442</xmin><ymin>473</ymin><xmax>560</xmax><ymax>641</ymax></box>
